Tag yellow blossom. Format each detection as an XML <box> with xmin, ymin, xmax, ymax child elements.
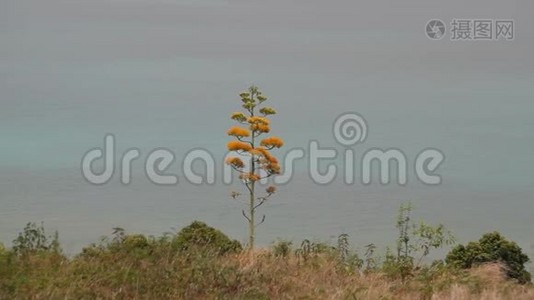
<box><xmin>227</xmin><ymin>126</ymin><xmax>251</xmax><ymax>137</ymax></box>
<box><xmin>257</xmin><ymin>147</ymin><xmax>278</xmax><ymax>164</ymax></box>
<box><xmin>239</xmin><ymin>173</ymin><xmax>260</xmax><ymax>182</ymax></box>
<box><xmin>227</xmin><ymin>141</ymin><xmax>252</xmax><ymax>152</ymax></box>
<box><xmin>231</xmin><ymin>112</ymin><xmax>247</xmax><ymax>122</ymax></box>
<box><xmin>260</xmin><ymin>136</ymin><xmax>284</xmax><ymax>148</ymax></box>
<box><xmin>225</xmin><ymin>157</ymin><xmax>245</xmax><ymax>169</ymax></box>
<box><xmin>247</xmin><ymin>116</ymin><xmax>270</xmax><ymax>125</ymax></box>
<box><xmin>251</xmin><ymin>123</ymin><xmax>270</xmax><ymax>133</ymax></box>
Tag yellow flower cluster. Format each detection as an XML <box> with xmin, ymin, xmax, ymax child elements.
<box><xmin>257</xmin><ymin>147</ymin><xmax>278</xmax><ymax>164</ymax></box>
<box><xmin>268</xmin><ymin>163</ymin><xmax>281</xmax><ymax>174</ymax></box>
<box><xmin>248</xmin><ymin>116</ymin><xmax>270</xmax><ymax>125</ymax></box>
<box><xmin>227</xmin><ymin>126</ymin><xmax>251</xmax><ymax>138</ymax></box>
<box><xmin>251</xmin><ymin>123</ymin><xmax>270</xmax><ymax>133</ymax></box>
<box><xmin>260</xmin><ymin>136</ymin><xmax>284</xmax><ymax>148</ymax></box>
<box><xmin>231</xmin><ymin>112</ymin><xmax>247</xmax><ymax>123</ymax></box>
<box><xmin>254</xmin><ymin>147</ymin><xmax>280</xmax><ymax>175</ymax></box>
<box><xmin>247</xmin><ymin>116</ymin><xmax>271</xmax><ymax>134</ymax></box>
<box><xmin>225</xmin><ymin>157</ymin><xmax>245</xmax><ymax>169</ymax></box>
<box><xmin>227</xmin><ymin>89</ymin><xmax>283</xmax><ymax>180</ymax></box>
<box><xmin>239</xmin><ymin>173</ymin><xmax>260</xmax><ymax>182</ymax></box>
<box><xmin>259</xmin><ymin>107</ymin><xmax>276</xmax><ymax>115</ymax></box>
<box><xmin>227</xmin><ymin>141</ymin><xmax>252</xmax><ymax>152</ymax></box>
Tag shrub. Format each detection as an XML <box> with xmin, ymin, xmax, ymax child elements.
<box><xmin>272</xmin><ymin>239</ymin><xmax>292</xmax><ymax>257</ymax></box>
<box><xmin>12</xmin><ymin>222</ymin><xmax>61</xmax><ymax>255</ymax></box>
<box><xmin>0</xmin><ymin>243</ymin><xmax>10</xmax><ymax>268</ymax></box>
<box><xmin>172</xmin><ymin>221</ymin><xmax>242</xmax><ymax>255</ymax></box>
<box><xmin>384</xmin><ymin>203</ymin><xmax>455</xmax><ymax>280</ymax></box>
<box><xmin>79</xmin><ymin>228</ymin><xmax>162</xmax><ymax>260</ymax></box>
<box><xmin>446</xmin><ymin>232</ymin><xmax>531</xmax><ymax>283</ymax></box>
<box><xmin>0</xmin><ymin>243</ymin><xmax>7</xmax><ymax>256</ymax></box>
<box><xmin>122</xmin><ymin>234</ymin><xmax>150</xmax><ymax>249</ymax></box>
<box><xmin>382</xmin><ymin>247</ymin><xmax>414</xmax><ymax>280</ymax></box>
<box><xmin>335</xmin><ymin>234</ymin><xmax>363</xmax><ymax>273</ymax></box>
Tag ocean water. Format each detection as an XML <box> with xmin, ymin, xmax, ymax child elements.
<box><xmin>0</xmin><ymin>0</ymin><xmax>533</xmax><ymax>267</ymax></box>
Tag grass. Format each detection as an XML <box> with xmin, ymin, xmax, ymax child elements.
<box><xmin>1</xmin><ymin>210</ymin><xmax>532</xmax><ymax>299</ymax></box>
<box><xmin>0</xmin><ymin>230</ymin><xmax>533</xmax><ymax>299</ymax></box>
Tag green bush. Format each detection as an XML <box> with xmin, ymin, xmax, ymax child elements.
<box><xmin>79</xmin><ymin>228</ymin><xmax>163</xmax><ymax>260</ymax></box>
<box><xmin>0</xmin><ymin>243</ymin><xmax>11</xmax><ymax>274</ymax></box>
<box><xmin>12</xmin><ymin>222</ymin><xmax>61</xmax><ymax>255</ymax></box>
<box><xmin>382</xmin><ymin>203</ymin><xmax>455</xmax><ymax>280</ymax></box>
<box><xmin>382</xmin><ymin>247</ymin><xmax>414</xmax><ymax>280</ymax></box>
<box><xmin>446</xmin><ymin>232</ymin><xmax>531</xmax><ymax>283</ymax></box>
<box><xmin>172</xmin><ymin>221</ymin><xmax>242</xmax><ymax>255</ymax></box>
<box><xmin>272</xmin><ymin>239</ymin><xmax>293</xmax><ymax>257</ymax></box>
<box><xmin>122</xmin><ymin>234</ymin><xmax>150</xmax><ymax>249</ymax></box>
<box><xmin>0</xmin><ymin>243</ymin><xmax>7</xmax><ymax>256</ymax></box>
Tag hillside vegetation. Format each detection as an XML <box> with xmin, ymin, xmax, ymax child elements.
<box><xmin>0</xmin><ymin>209</ymin><xmax>532</xmax><ymax>299</ymax></box>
